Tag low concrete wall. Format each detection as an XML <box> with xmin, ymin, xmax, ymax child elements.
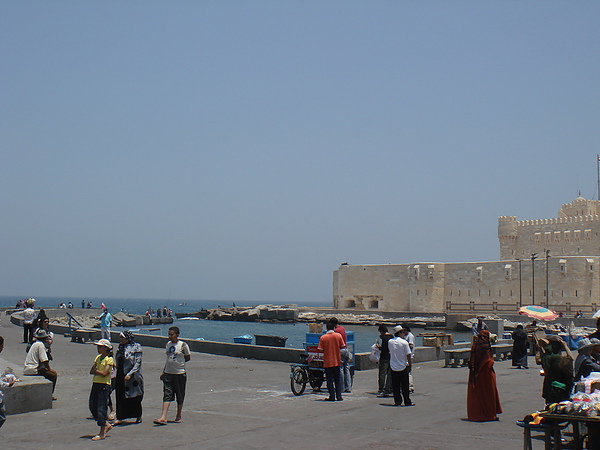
<box><xmin>0</xmin><ymin>356</ymin><xmax>53</xmax><ymax>415</ymax></box>
<box><xmin>354</xmin><ymin>345</ymin><xmax>443</xmax><ymax>371</ymax></box>
<box><xmin>131</xmin><ymin>333</ymin><xmax>306</xmax><ymax>364</ymax></box>
<box><xmin>11</xmin><ymin>315</ymin><xmax>453</xmax><ymax>370</ymax></box>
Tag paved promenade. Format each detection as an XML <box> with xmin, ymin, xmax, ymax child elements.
<box><xmin>0</xmin><ymin>318</ymin><xmax>545</xmax><ymax>449</ymax></box>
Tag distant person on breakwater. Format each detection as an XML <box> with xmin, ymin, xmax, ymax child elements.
<box><xmin>154</xmin><ymin>326</ymin><xmax>190</xmax><ymax>425</ymax></box>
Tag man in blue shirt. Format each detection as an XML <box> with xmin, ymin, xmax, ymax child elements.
<box><xmin>99</xmin><ymin>309</ymin><xmax>112</xmax><ymax>341</ymax></box>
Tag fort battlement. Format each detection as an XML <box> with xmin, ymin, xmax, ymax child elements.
<box><xmin>516</xmin><ymin>215</ymin><xmax>600</xmax><ymax>226</ymax></box>
<box><xmin>498</xmin><ymin>216</ymin><xmax>517</xmax><ymax>222</ymax></box>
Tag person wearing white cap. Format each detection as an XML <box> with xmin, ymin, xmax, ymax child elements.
<box><xmin>89</xmin><ymin>339</ymin><xmax>115</xmax><ymax>441</ymax></box>
<box><xmin>574</xmin><ymin>338</ymin><xmax>600</xmax><ymax>381</ymax></box>
<box><xmin>388</xmin><ymin>325</ymin><xmax>413</xmax><ymax>407</ymax></box>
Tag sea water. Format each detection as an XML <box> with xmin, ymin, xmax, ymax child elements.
<box><xmin>0</xmin><ymin>296</ymin><xmax>472</xmax><ymax>352</ymax></box>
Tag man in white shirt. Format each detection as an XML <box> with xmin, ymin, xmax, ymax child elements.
<box><xmin>154</xmin><ymin>326</ymin><xmax>191</xmax><ymax>425</ymax></box>
<box><xmin>22</xmin><ymin>300</ymin><xmax>36</xmax><ymax>343</ymax></box>
<box><xmin>388</xmin><ymin>325</ymin><xmax>413</xmax><ymax>407</ymax></box>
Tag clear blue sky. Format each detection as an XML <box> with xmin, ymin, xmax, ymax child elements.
<box><xmin>1</xmin><ymin>2</ymin><xmax>599</xmax><ymax>304</ymax></box>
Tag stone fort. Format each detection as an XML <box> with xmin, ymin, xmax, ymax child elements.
<box><xmin>333</xmin><ymin>197</ymin><xmax>600</xmax><ymax>315</ymax></box>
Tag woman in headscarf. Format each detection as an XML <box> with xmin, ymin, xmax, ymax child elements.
<box><xmin>540</xmin><ymin>335</ymin><xmax>573</xmax><ymax>406</ymax></box>
<box><xmin>113</xmin><ymin>331</ymin><xmax>144</xmax><ymax>425</ymax></box>
<box><xmin>511</xmin><ymin>324</ymin><xmax>528</xmax><ymax>369</ymax></box>
<box><xmin>467</xmin><ymin>330</ymin><xmax>502</xmax><ymax>422</ymax></box>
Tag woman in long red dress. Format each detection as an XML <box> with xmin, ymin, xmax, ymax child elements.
<box><xmin>467</xmin><ymin>330</ymin><xmax>503</xmax><ymax>421</ymax></box>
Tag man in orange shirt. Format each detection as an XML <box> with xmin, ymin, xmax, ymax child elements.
<box><xmin>318</xmin><ymin>321</ymin><xmax>346</xmax><ymax>401</ymax></box>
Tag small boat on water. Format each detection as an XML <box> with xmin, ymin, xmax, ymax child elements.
<box><xmin>179</xmin><ymin>317</ymin><xmax>200</xmax><ymax>320</ymax></box>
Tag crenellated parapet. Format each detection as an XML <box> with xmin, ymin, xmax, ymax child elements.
<box><xmin>516</xmin><ymin>215</ymin><xmax>600</xmax><ymax>226</ymax></box>
<box><xmin>498</xmin><ymin>198</ymin><xmax>600</xmax><ymax>260</ymax></box>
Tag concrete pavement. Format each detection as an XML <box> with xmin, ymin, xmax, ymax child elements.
<box><xmin>0</xmin><ymin>317</ymin><xmax>546</xmax><ymax>449</ymax></box>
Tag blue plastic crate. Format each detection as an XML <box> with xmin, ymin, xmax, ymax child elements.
<box><xmin>305</xmin><ymin>333</ymin><xmax>322</xmax><ymax>344</ymax></box>
<box><xmin>234</xmin><ymin>335</ymin><xmax>253</xmax><ymax>344</ymax></box>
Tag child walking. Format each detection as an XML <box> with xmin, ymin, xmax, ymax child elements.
<box><xmin>89</xmin><ymin>339</ymin><xmax>115</xmax><ymax>441</ymax></box>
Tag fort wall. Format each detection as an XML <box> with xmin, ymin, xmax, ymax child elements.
<box><xmin>334</xmin><ymin>197</ymin><xmax>600</xmax><ymax>314</ymax></box>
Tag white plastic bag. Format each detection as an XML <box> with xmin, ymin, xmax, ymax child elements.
<box><xmin>369</xmin><ymin>343</ymin><xmax>380</xmax><ymax>362</ymax></box>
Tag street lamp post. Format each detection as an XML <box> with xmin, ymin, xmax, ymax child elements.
<box><xmin>516</xmin><ymin>258</ymin><xmax>523</xmax><ymax>308</ymax></box>
<box><xmin>531</xmin><ymin>253</ymin><xmax>538</xmax><ymax>305</ymax></box>
<box><xmin>546</xmin><ymin>250</ymin><xmax>550</xmax><ymax>308</ymax></box>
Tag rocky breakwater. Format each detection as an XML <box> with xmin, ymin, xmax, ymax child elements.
<box><xmin>177</xmin><ymin>305</ymin><xmax>300</xmax><ymax>322</ymax></box>
<box><xmin>48</xmin><ymin>311</ymin><xmax>170</xmax><ymax>328</ymax></box>
<box><xmin>297</xmin><ymin>312</ymin><xmax>446</xmax><ymax>327</ymax></box>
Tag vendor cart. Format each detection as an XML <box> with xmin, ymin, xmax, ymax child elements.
<box><xmin>289</xmin><ymin>331</ymin><xmax>355</xmax><ymax>396</ymax></box>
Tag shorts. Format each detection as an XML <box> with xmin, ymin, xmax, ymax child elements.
<box><xmin>162</xmin><ymin>373</ymin><xmax>186</xmax><ymax>404</ymax></box>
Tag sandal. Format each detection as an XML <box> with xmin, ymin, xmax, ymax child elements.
<box><xmin>153</xmin><ymin>419</ymin><xmax>167</xmax><ymax>425</ymax></box>
<box><xmin>174</xmin><ymin>418</ymin><xmax>182</xmax><ymax>423</ymax></box>
<box><xmin>92</xmin><ymin>435</ymin><xmax>105</xmax><ymax>441</ymax></box>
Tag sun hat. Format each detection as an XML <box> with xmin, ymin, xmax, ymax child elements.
<box><xmin>34</xmin><ymin>329</ymin><xmax>48</xmax><ymax>339</ymax></box>
<box><xmin>393</xmin><ymin>325</ymin><xmax>404</xmax><ymax>334</ymax></box>
<box><xmin>577</xmin><ymin>338</ymin><xmax>600</xmax><ymax>353</ymax></box>
<box><xmin>94</xmin><ymin>339</ymin><xmax>112</xmax><ymax>348</ymax></box>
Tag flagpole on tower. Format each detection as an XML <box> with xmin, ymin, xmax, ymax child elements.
<box><xmin>597</xmin><ymin>154</ymin><xmax>600</xmax><ymax>200</ymax></box>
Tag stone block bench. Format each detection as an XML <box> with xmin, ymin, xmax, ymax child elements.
<box><xmin>492</xmin><ymin>343</ymin><xmax>513</xmax><ymax>361</ymax></box>
<box><xmin>443</xmin><ymin>339</ymin><xmax>514</xmax><ymax>367</ymax></box>
<box><xmin>0</xmin><ymin>356</ymin><xmax>53</xmax><ymax>415</ymax></box>
<box><xmin>443</xmin><ymin>347</ymin><xmax>471</xmax><ymax>367</ymax></box>
<box><xmin>71</xmin><ymin>328</ymin><xmax>100</xmax><ymax>343</ymax></box>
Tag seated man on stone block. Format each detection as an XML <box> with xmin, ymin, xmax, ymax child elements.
<box><xmin>23</xmin><ymin>329</ymin><xmax>57</xmax><ymax>399</ymax></box>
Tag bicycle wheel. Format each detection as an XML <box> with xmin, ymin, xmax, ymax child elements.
<box><xmin>309</xmin><ymin>369</ymin><xmax>324</xmax><ymax>391</ymax></box>
<box><xmin>290</xmin><ymin>367</ymin><xmax>307</xmax><ymax>396</ymax></box>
